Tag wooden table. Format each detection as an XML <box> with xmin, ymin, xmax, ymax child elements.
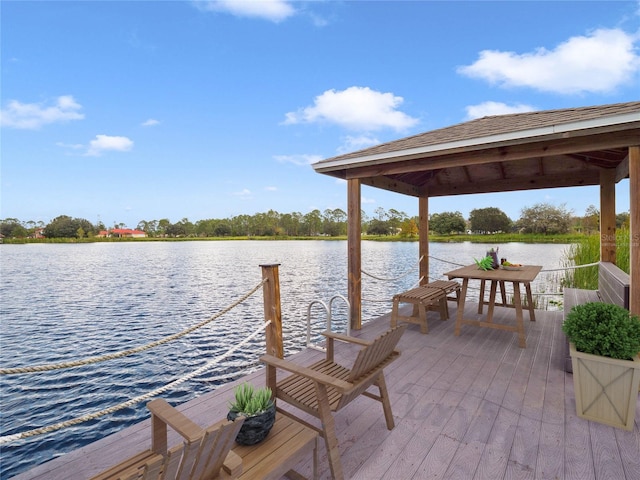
<box><xmin>234</xmin><ymin>412</ymin><xmax>318</xmax><ymax>480</ymax></box>
<box><xmin>444</xmin><ymin>264</ymin><xmax>542</xmax><ymax>348</ymax></box>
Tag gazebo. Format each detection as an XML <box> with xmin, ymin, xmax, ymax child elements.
<box><xmin>312</xmin><ymin>101</ymin><xmax>640</xmax><ymax>329</ymax></box>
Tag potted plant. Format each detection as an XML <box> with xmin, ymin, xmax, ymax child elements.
<box><xmin>562</xmin><ymin>302</ymin><xmax>640</xmax><ymax>430</ymax></box>
<box><xmin>227</xmin><ymin>383</ymin><xmax>276</xmax><ymax>445</ymax></box>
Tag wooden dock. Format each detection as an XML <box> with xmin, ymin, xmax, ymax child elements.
<box><xmin>14</xmin><ymin>301</ymin><xmax>640</xmax><ymax>479</ymax></box>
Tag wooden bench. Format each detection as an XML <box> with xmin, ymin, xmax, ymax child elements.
<box><xmin>563</xmin><ymin>262</ymin><xmax>630</xmax><ymax>372</ymax></box>
<box><xmin>391</xmin><ymin>280</ymin><xmax>461</xmax><ymax>334</ymax></box>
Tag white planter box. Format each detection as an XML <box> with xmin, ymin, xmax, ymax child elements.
<box><xmin>570</xmin><ymin>342</ymin><xmax>640</xmax><ymax>430</ymax></box>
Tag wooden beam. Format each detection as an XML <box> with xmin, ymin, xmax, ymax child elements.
<box><xmin>341</xmin><ymin>129</ymin><xmax>640</xmax><ymax>179</ymax></box>
<box><xmin>600</xmin><ymin>169</ymin><xmax>616</xmax><ymax>264</ymax></box>
<box><xmin>615</xmin><ymin>154</ymin><xmax>629</xmax><ymax>182</ymax></box>
<box><xmin>347</xmin><ymin>179</ymin><xmax>362</xmax><ymax>330</ymax></box>
<box><xmin>629</xmin><ymin>146</ymin><xmax>640</xmax><ymax>317</ymax></box>
<box><xmin>359</xmin><ymin>175</ymin><xmax>422</xmax><ymax>196</ymax></box>
<box><xmin>498</xmin><ymin>162</ymin><xmax>507</xmax><ymax>180</ymax></box>
<box><xmin>428</xmin><ymin>169</ymin><xmax>601</xmax><ymax>197</ymax></box>
<box><xmin>462</xmin><ymin>166</ymin><xmax>473</xmax><ymax>183</ymax></box>
<box><xmin>419</xmin><ymin>196</ymin><xmax>429</xmax><ymax>286</ymax></box>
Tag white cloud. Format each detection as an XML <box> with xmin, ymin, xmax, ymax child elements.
<box><xmin>337</xmin><ymin>134</ymin><xmax>380</xmax><ymax>154</ymax></box>
<box><xmin>265</xmin><ymin>186</ymin><xmax>278</xmax><ymax>191</ymax></box>
<box><xmin>283</xmin><ymin>86</ymin><xmax>419</xmax><ymax>132</ymax></box>
<box><xmin>195</xmin><ymin>0</ymin><xmax>295</xmax><ymax>22</ymax></box>
<box><xmin>0</xmin><ymin>95</ymin><xmax>84</xmax><ymax>129</ymax></box>
<box><xmin>273</xmin><ymin>154</ymin><xmax>323</xmax><ymax>166</ymax></box>
<box><xmin>142</xmin><ymin>118</ymin><xmax>160</xmax><ymax>127</ymax></box>
<box><xmin>56</xmin><ymin>141</ymin><xmax>84</xmax><ymax>150</ymax></box>
<box><xmin>86</xmin><ymin>135</ymin><xmax>134</xmax><ymax>156</ymax></box>
<box><xmin>458</xmin><ymin>28</ymin><xmax>640</xmax><ymax>94</ymax></box>
<box><xmin>465</xmin><ymin>101</ymin><xmax>535</xmax><ymax>120</ymax></box>
<box><xmin>361</xmin><ymin>196</ymin><xmax>376</xmax><ymax>205</ymax></box>
<box><xmin>233</xmin><ymin>188</ymin><xmax>252</xmax><ymax>199</ymax></box>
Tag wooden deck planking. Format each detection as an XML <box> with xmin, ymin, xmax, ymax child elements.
<box><xmin>13</xmin><ymin>300</ymin><xmax>640</xmax><ymax>480</ymax></box>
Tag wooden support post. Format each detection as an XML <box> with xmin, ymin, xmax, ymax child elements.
<box><xmin>629</xmin><ymin>146</ymin><xmax>640</xmax><ymax>317</ymax></box>
<box><xmin>348</xmin><ymin>179</ymin><xmax>362</xmax><ymax>330</ymax></box>
<box><xmin>260</xmin><ymin>264</ymin><xmax>283</xmax><ymax>359</ymax></box>
<box><xmin>419</xmin><ymin>196</ymin><xmax>429</xmax><ymax>286</ymax></box>
<box><xmin>600</xmin><ymin>168</ymin><xmax>616</xmax><ymax>264</ymax></box>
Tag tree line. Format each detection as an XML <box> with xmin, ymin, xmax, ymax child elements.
<box><xmin>0</xmin><ymin>203</ymin><xmax>630</xmax><ymax>239</ymax></box>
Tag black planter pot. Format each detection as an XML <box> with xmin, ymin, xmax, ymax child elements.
<box><xmin>227</xmin><ymin>402</ymin><xmax>276</xmax><ymax>445</ymax></box>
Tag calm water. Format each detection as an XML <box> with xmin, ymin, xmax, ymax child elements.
<box><xmin>0</xmin><ymin>240</ymin><xmax>570</xmax><ymax>478</ymax></box>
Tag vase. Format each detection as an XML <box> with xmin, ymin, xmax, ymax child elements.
<box><xmin>227</xmin><ymin>402</ymin><xmax>276</xmax><ymax>445</ymax></box>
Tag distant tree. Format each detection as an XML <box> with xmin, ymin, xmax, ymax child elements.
<box><xmin>303</xmin><ymin>209</ymin><xmax>322</xmax><ymax>236</ymax></box>
<box><xmin>582</xmin><ymin>205</ymin><xmax>599</xmax><ymax>234</ymax></box>
<box><xmin>616</xmin><ymin>211</ymin><xmax>630</xmax><ymax>229</ymax></box>
<box><xmin>387</xmin><ymin>208</ymin><xmax>408</xmax><ymax>233</ymax></box>
<box><xmin>469</xmin><ymin>207</ymin><xmax>512</xmax><ymax>233</ymax></box>
<box><xmin>399</xmin><ymin>218</ymin><xmax>419</xmax><ymax>238</ymax></box>
<box><xmin>368</xmin><ymin>219</ymin><xmax>391</xmax><ymax>235</ymax></box>
<box><xmin>137</xmin><ymin>219</ymin><xmax>158</xmax><ymax>236</ymax></box>
<box><xmin>0</xmin><ymin>218</ymin><xmax>27</xmax><ymax>238</ymax></box>
<box><xmin>517</xmin><ymin>203</ymin><xmax>572</xmax><ymax>234</ymax></box>
<box><xmin>43</xmin><ymin>215</ymin><xmax>94</xmax><ymax>238</ymax></box>
<box><xmin>157</xmin><ymin>219</ymin><xmax>171</xmax><ymax>237</ymax></box>
<box><xmin>213</xmin><ymin>221</ymin><xmax>231</xmax><ymax>236</ymax></box>
<box><xmin>374</xmin><ymin>207</ymin><xmax>387</xmax><ymax>221</ymax></box>
<box><xmin>322</xmin><ymin>208</ymin><xmax>347</xmax><ymax>236</ymax></box>
<box><xmin>429</xmin><ymin>211</ymin><xmax>466</xmax><ymax>235</ymax></box>
<box><xmin>165</xmin><ymin>222</ymin><xmax>186</xmax><ymax>237</ymax></box>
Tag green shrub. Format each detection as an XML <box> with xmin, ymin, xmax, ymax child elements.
<box><xmin>228</xmin><ymin>383</ymin><xmax>273</xmax><ymax>416</ymax></box>
<box><xmin>562</xmin><ymin>302</ymin><xmax>640</xmax><ymax>360</ymax></box>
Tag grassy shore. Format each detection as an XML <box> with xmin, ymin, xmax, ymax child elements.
<box><xmin>2</xmin><ymin>232</ymin><xmax>588</xmax><ymax>244</ymax></box>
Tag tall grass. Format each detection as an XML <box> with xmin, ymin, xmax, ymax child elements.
<box><xmin>561</xmin><ymin>228</ymin><xmax>631</xmax><ymax>289</ymax></box>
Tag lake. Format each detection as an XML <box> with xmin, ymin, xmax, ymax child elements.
<box><xmin>0</xmin><ymin>240</ymin><xmax>571</xmax><ymax>478</ymax></box>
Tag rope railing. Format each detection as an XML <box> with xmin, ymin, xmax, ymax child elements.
<box><xmin>428</xmin><ymin>255</ymin><xmax>465</xmax><ymax>267</ymax></box>
<box><xmin>540</xmin><ymin>261</ymin><xmax>600</xmax><ymax>272</ymax></box>
<box><xmin>361</xmin><ymin>255</ymin><xmax>424</xmax><ymax>282</ymax></box>
<box><xmin>0</xmin><ymin>320</ymin><xmax>271</xmax><ymax>445</ymax></box>
<box><xmin>1</xmin><ymin>278</ymin><xmax>267</xmax><ymax>375</ymax></box>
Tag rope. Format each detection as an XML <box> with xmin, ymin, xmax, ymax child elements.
<box><xmin>0</xmin><ymin>320</ymin><xmax>271</xmax><ymax>445</ymax></box>
<box><xmin>362</xmin><ymin>256</ymin><xmax>424</xmax><ymax>282</ymax></box>
<box><xmin>428</xmin><ymin>255</ymin><xmax>465</xmax><ymax>267</ymax></box>
<box><xmin>1</xmin><ymin>279</ymin><xmax>267</xmax><ymax>375</ymax></box>
<box><xmin>540</xmin><ymin>262</ymin><xmax>599</xmax><ymax>272</ymax></box>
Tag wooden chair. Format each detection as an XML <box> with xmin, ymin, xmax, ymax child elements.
<box><xmin>91</xmin><ymin>398</ymin><xmax>244</xmax><ymax>480</ymax></box>
<box><xmin>260</xmin><ymin>325</ymin><xmax>407</xmax><ymax>480</ymax></box>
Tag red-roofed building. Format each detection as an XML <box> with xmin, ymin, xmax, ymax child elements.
<box><xmin>97</xmin><ymin>228</ymin><xmax>147</xmax><ymax>238</ymax></box>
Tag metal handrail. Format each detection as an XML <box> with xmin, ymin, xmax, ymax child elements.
<box><xmin>306</xmin><ymin>294</ymin><xmax>351</xmax><ymax>351</ymax></box>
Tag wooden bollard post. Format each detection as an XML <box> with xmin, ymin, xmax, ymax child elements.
<box><xmin>260</xmin><ymin>264</ymin><xmax>283</xmax><ymax>359</ymax></box>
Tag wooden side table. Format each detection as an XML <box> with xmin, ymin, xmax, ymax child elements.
<box><xmin>234</xmin><ymin>412</ymin><xmax>318</xmax><ymax>480</ymax></box>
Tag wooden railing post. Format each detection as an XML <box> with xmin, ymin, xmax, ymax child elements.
<box><xmin>260</xmin><ymin>264</ymin><xmax>283</xmax><ymax>359</ymax></box>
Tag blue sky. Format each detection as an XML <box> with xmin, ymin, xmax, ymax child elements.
<box><xmin>2</xmin><ymin>1</ymin><xmax>639</xmax><ymax>229</ymax></box>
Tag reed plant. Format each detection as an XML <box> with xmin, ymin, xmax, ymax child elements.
<box><xmin>561</xmin><ymin>228</ymin><xmax>631</xmax><ymax>289</ymax></box>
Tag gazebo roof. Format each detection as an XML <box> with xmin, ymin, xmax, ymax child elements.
<box><xmin>313</xmin><ymin>101</ymin><xmax>640</xmax><ymax>197</ymax></box>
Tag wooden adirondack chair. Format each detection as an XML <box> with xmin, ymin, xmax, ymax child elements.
<box><xmin>91</xmin><ymin>398</ymin><xmax>244</xmax><ymax>480</ymax></box>
<box><xmin>260</xmin><ymin>325</ymin><xmax>407</xmax><ymax>480</ymax></box>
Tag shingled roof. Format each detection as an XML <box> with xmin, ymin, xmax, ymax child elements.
<box><xmin>313</xmin><ymin>101</ymin><xmax>640</xmax><ymax>197</ymax></box>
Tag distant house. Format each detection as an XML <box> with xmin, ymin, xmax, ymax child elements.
<box><xmin>98</xmin><ymin>228</ymin><xmax>147</xmax><ymax>238</ymax></box>
<box><xmin>29</xmin><ymin>228</ymin><xmax>45</xmax><ymax>239</ymax></box>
